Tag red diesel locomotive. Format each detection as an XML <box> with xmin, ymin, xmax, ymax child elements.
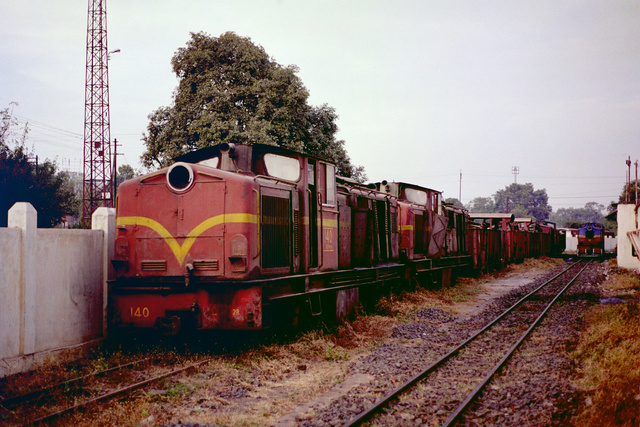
<box><xmin>109</xmin><ymin>143</ymin><xmax>562</xmax><ymax>334</ymax></box>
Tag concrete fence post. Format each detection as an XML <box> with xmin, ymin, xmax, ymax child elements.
<box><xmin>92</xmin><ymin>207</ymin><xmax>116</xmax><ymax>338</ymax></box>
<box><xmin>8</xmin><ymin>203</ymin><xmax>37</xmax><ymax>356</ymax></box>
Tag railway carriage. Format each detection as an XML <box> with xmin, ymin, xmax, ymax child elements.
<box><xmin>109</xmin><ymin>142</ymin><xmax>565</xmax><ymax>334</ymax></box>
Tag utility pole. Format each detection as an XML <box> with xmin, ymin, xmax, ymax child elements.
<box><xmin>459</xmin><ymin>170</ymin><xmax>462</xmax><ymax>205</ymax></box>
<box><xmin>82</xmin><ymin>0</ymin><xmax>114</xmax><ymax>227</ymax></box>
<box><xmin>512</xmin><ymin>166</ymin><xmax>519</xmax><ymax>184</ymax></box>
<box><xmin>635</xmin><ymin>160</ymin><xmax>638</xmax><ymax>207</ymax></box>
<box><xmin>626</xmin><ymin>156</ymin><xmax>632</xmax><ymax>203</ymax></box>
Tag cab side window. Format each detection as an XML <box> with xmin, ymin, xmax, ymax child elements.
<box><xmin>324</xmin><ymin>164</ymin><xmax>336</xmax><ymax>206</ymax></box>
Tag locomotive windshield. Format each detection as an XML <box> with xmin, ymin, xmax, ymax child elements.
<box><xmin>197</xmin><ymin>157</ymin><xmax>220</xmax><ymax>168</ymax></box>
<box><xmin>403</xmin><ymin>188</ymin><xmax>428</xmax><ymax>205</ymax></box>
<box><xmin>263</xmin><ymin>153</ymin><xmax>301</xmax><ymax>181</ymax></box>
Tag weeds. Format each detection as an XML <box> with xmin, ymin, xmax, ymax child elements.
<box><xmin>324</xmin><ymin>346</ymin><xmax>350</xmax><ymax>361</ymax></box>
<box><xmin>570</xmin><ymin>264</ymin><xmax>639</xmax><ymax>426</ymax></box>
<box><xmin>165</xmin><ymin>382</ymin><xmax>193</xmax><ymax>399</ymax></box>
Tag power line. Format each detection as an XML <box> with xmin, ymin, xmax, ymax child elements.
<box><xmin>10</xmin><ymin>114</ymin><xmax>82</xmax><ymax>139</ymax></box>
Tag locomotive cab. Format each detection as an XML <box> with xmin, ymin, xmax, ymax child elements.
<box><xmin>377</xmin><ymin>182</ymin><xmax>447</xmax><ymax>260</ymax></box>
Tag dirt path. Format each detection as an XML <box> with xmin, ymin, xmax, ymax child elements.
<box><xmin>453</xmin><ymin>267</ymin><xmax>558</xmax><ymax>318</ymax></box>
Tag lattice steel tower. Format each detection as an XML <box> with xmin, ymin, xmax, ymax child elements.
<box><xmin>82</xmin><ymin>0</ymin><xmax>113</xmax><ymax>227</ymax></box>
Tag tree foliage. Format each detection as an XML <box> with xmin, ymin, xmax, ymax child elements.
<box><xmin>618</xmin><ymin>180</ymin><xmax>639</xmax><ymax>205</ymax></box>
<box><xmin>493</xmin><ymin>183</ymin><xmax>551</xmax><ymax>221</ymax></box>
<box><xmin>142</xmin><ymin>31</ymin><xmax>365</xmax><ymax>181</ymax></box>
<box><xmin>0</xmin><ymin>104</ymin><xmax>79</xmax><ymax>227</ymax></box>
<box><xmin>550</xmin><ymin>202</ymin><xmax>607</xmax><ymax>228</ymax></box>
<box><xmin>444</xmin><ymin>197</ymin><xmax>464</xmax><ymax>208</ymax></box>
<box><xmin>466</xmin><ymin>196</ymin><xmax>496</xmax><ymax>213</ymax></box>
<box><xmin>115</xmin><ymin>164</ymin><xmax>135</xmax><ymax>194</ymax></box>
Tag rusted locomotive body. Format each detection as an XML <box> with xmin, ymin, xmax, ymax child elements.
<box><xmin>531</xmin><ymin>221</ymin><xmax>565</xmax><ymax>257</ymax></box>
<box><xmin>468</xmin><ymin>213</ymin><xmax>515</xmax><ymax>271</ymax></box>
<box><xmin>109</xmin><ymin>143</ymin><xmax>564</xmax><ymax>333</ymax></box>
<box><xmin>110</xmin><ymin>144</ymin><xmax>421</xmax><ymax>332</ymax></box>
<box><xmin>577</xmin><ymin>222</ymin><xmax>604</xmax><ymax>256</ymax></box>
<box><xmin>468</xmin><ymin>213</ymin><xmax>563</xmax><ymax>272</ymax></box>
<box><xmin>375</xmin><ymin>182</ymin><xmax>471</xmax><ymax>286</ymax></box>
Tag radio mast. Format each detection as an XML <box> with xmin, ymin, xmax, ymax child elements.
<box><xmin>82</xmin><ymin>0</ymin><xmax>114</xmax><ymax>227</ymax></box>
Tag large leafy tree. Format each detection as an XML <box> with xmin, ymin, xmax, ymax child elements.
<box><xmin>142</xmin><ymin>31</ymin><xmax>364</xmax><ymax>180</ymax></box>
<box><xmin>493</xmin><ymin>183</ymin><xmax>551</xmax><ymax>221</ymax></box>
<box><xmin>0</xmin><ymin>104</ymin><xmax>79</xmax><ymax>227</ymax></box>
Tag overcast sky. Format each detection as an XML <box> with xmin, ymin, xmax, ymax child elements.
<box><xmin>1</xmin><ymin>1</ymin><xmax>638</xmax><ymax>210</ymax></box>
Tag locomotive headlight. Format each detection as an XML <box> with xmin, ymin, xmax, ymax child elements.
<box><xmin>167</xmin><ymin>162</ymin><xmax>195</xmax><ymax>192</ymax></box>
<box><xmin>229</xmin><ymin>234</ymin><xmax>248</xmax><ymax>273</ymax></box>
<box><xmin>113</xmin><ymin>236</ymin><xmax>130</xmax><ymax>274</ymax></box>
<box><xmin>115</xmin><ymin>236</ymin><xmax>130</xmax><ymax>259</ymax></box>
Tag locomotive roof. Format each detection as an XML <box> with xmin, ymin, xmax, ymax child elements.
<box><xmin>469</xmin><ymin>213</ymin><xmax>515</xmax><ymax>221</ymax></box>
<box><xmin>579</xmin><ymin>222</ymin><xmax>603</xmax><ymax>227</ymax></box>
<box><xmin>173</xmin><ymin>143</ymin><xmax>332</xmax><ymax>164</ymax></box>
<box><xmin>384</xmin><ymin>181</ymin><xmax>442</xmax><ymax>194</ymax></box>
<box><xmin>514</xmin><ymin>217</ymin><xmax>534</xmax><ymax>223</ymax></box>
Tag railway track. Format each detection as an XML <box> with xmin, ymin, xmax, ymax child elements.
<box><xmin>0</xmin><ymin>355</ymin><xmax>211</xmax><ymax>425</ymax></box>
<box><xmin>344</xmin><ymin>260</ymin><xmax>593</xmax><ymax>426</ymax></box>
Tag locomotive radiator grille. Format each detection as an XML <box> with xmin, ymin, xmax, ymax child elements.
<box><xmin>141</xmin><ymin>260</ymin><xmax>167</xmax><ymax>271</ymax></box>
<box><xmin>193</xmin><ymin>260</ymin><xmax>219</xmax><ymax>271</ymax></box>
<box><xmin>261</xmin><ymin>194</ymin><xmax>291</xmax><ymax>269</ymax></box>
<box><xmin>293</xmin><ymin>210</ymin><xmax>300</xmax><ymax>256</ymax></box>
<box><xmin>414</xmin><ymin>212</ymin><xmax>425</xmax><ymax>253</ymax></box>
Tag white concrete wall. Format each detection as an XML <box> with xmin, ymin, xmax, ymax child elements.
<box><xmin>0</xmin><ymin>227</ymin><xmax>21</xmax><ymax>362</ymax></box>
<box><xmin>617</xmin><ymin>203</ymin><xmax>640</xmax><ymax>271</ymax></box>
<box><xmin>605</xmin><ymin>235</ymin><xmax>617</xmax><ymax>253</ymax></box>
<box><xmin>0</xmin><ymin>203</ymin><xmax>115</xmax><ymax>377</ymax></box>
<box><xmin>563</xmin><ymin>230</ymin><xmax>617</xmax><ymax>255</ymax></box>
<box><xmin>564</xmin><ymin>232</ymin><xmax>577</xmax><ymax>253</ymax></box>
<box><xmin>34</xmin><ymin>229</ymin><xmax>104</xmax><ymax>352</ymax></box>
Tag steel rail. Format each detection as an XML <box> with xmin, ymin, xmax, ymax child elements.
<box><xmin>343</xmin><ymin>260</ymin><xmax>584</xmax><ymax>427</ymax></box>
<box><xmin>1</xmin><ymin>358</ymin><xmax>150</xmax><ymax>408</ymax></box>
<box><xmin>442</xmin><ymin>260</ymin><xmax>592</xmax><ymax>426</ymax></box>
<box><xmin>29</xmin><ymin>358</ymin><xmax>211</xmax><ymax>425</ymax></box>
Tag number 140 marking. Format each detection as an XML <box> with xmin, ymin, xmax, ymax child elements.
<box><xmin>130</xmin><ymin>307</ymin><xmax>150</xmax><ymax>318</ymax></box>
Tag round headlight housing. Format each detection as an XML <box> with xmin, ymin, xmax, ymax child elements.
<box><xmin>167</xmin><ymin>163</ymin><xmax>194</xmax><ymax>192</ymax></box>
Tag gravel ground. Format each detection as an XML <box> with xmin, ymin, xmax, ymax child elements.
<box><xmin>2</xmin><ymin>260</ymin><xmax>614</xmax><ymax>427</ymax></box>
<box><xmin>292</xmin><ymin>260</ymin><xmax>605</xmax><ymax>426</ymax></box>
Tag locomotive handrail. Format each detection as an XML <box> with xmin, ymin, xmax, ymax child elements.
<box><xmin>253</xmin><ymin>188</ymin><xmax>260</xmax><ymax>260</ymax></box>
<box><xmin>318</xmin><ymin>191</ymin><xmax>324</xmax><ymax>270</ymax></box>
<box><xmin>253</xmin><ymin>174</ymin><xmax>299</xmax><ymax>187</ymax></box>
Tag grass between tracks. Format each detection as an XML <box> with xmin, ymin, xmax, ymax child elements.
<box><xmin>570</xmin><ymin>260</ymin><xmax>640</xmax><ymax>427</ymax></box>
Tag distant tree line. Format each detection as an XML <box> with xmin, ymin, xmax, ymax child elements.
<box><xmin>464</xmin><ymin>180</ymin><xmax>631</xmax><ymax>231</ymax></box>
